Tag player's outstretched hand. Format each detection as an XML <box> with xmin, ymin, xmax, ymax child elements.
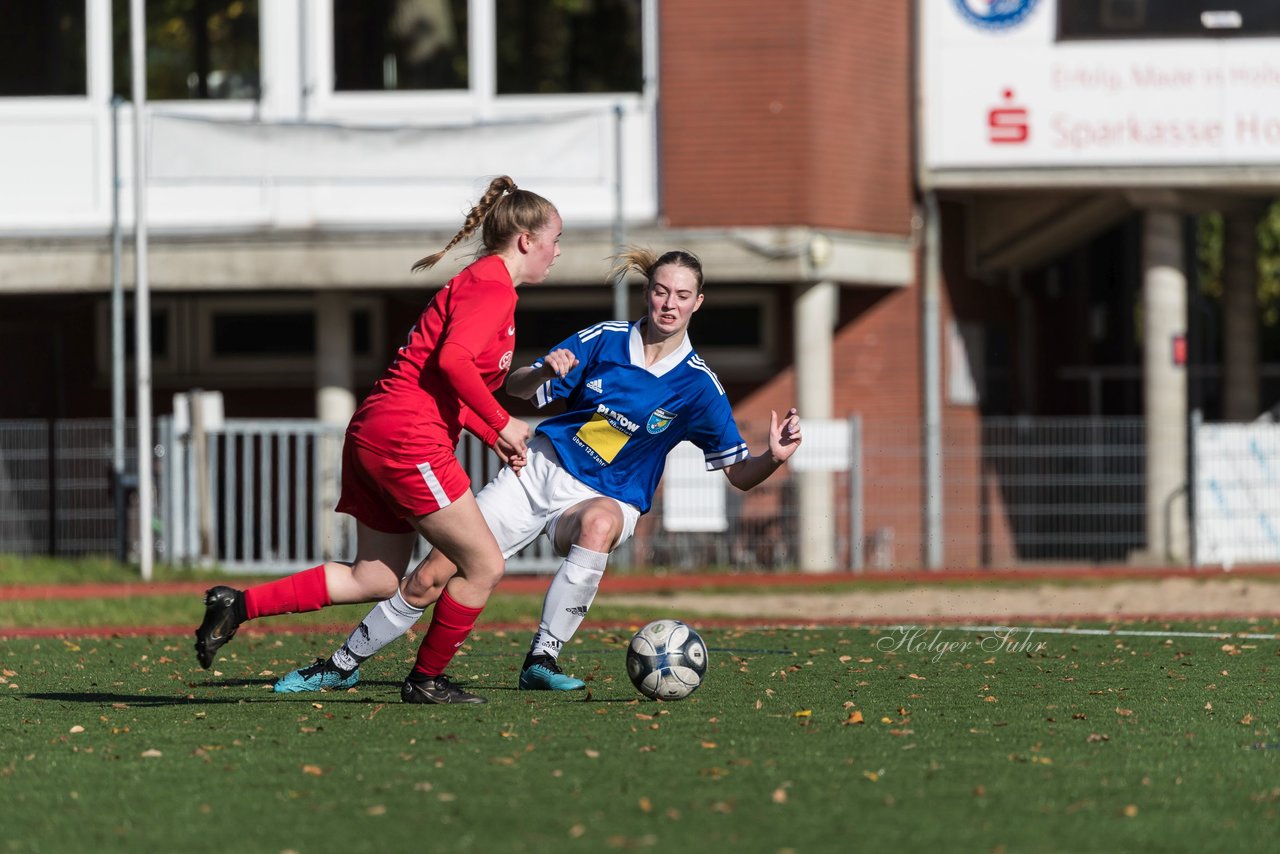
<box><xmin>541</xmin><ymin>348</ymin><xmax>579</xmax><ymax>379</ymax></box>
<box><xmin>768</xmin><ymin>407</ymin><xmax>802</xmax><ymax>464</ymax></box>
<box><xmin>494</xmin><ymin>433</ymin><xmax>527</xmax><ymax>476</ymax></box>
<box><xmin>498</xmin><ymin>416</ymin><xmax>530</xmax><ymax>460</ymax></box>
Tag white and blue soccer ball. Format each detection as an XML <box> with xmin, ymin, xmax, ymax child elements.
<box><xmin>625</xmin><ymin>619</ymin><xmax>708</xmax><ymax>700</ymax></box>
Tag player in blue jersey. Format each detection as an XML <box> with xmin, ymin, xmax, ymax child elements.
<box><xmin>275</xmin><ymin>248</ymin><xmax>803</xmax><ymax>701</ymax></box>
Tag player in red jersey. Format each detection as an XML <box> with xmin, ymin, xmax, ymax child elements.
<box><xmin>194</xmin><ymin>176</ymin><xmax>562</xmax><ymax>703</ymax></box>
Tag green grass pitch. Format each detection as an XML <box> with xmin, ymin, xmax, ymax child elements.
<box><xmin>3</xmin><ymin>615</ymin><xmax>1280</xmax><ymax>852</ymax></box>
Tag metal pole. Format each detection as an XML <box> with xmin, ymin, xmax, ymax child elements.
<box><xmin>850</xmin><ymin>414</ymin><xmax>864</xmax><ymax>572</ymax></box>
<box><xmin>611</xmin><ymin>103</ymin><xmax>627</xmax><ymax>321</ymax></box>
<box><xmin>922</xmin><ymin>192</ymin><xmax>942</xmax><ymax>569</ymax></box>
<box><xmin>131</xmin><ymin>0</ymin><xmax>154</xmax><ymax>580</ymax></box>
<box><xmin>110</xmin><ymin>95</ymin><xmax>126</xmax><ymax>564</ymax></box>
<box><xmin>1189</xmin><ymin>408</ymin><xmax>1201</xmax><ymax>567</ymax></box>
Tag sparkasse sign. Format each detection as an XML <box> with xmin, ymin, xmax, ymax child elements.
<box><xmin>920</xmin><ymin>0</ymin><xmax>1280</xmax><ymax>176</ymax></box>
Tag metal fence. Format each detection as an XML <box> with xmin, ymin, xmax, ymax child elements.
<box><xmin>0</xmin><ymin>419</ymin><xmax>137</xmax><ymax>558</ymax></box>
<box><xmin>0</xmin><ymin>415</ymin><xmax>1165</xmax><ymax>572</ymax></box>
<box><xmin>158</xmin><ymin>417</ymin><xmax>560</xmax><ymax>574</ymax></box>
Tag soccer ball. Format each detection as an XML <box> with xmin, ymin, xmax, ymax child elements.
<box><xmin>625</xmin><ymin>619</ymin><xmax>708</xmax><ymax>700</ymax></box>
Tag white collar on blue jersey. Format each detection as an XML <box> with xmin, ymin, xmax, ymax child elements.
<box><xmin>630</xmin><ymin>319</ymin><xmax>692</xmax><ymax>377</ymax></box>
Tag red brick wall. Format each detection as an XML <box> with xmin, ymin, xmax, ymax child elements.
<box><xmin>728</xmin><ymin>203</ymin><xmax>1034</xmax><ymax>569</ymax></box>
<box><xmin>660</xmin><ymin>1</ymin><xmax>913</xmax><ymax>235</ymax></box>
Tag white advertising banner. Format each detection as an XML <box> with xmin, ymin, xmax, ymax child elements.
<box><xmin>1194</xmin><ymin>422</ymin><xmax>1280</xmax><ymax>567</ymax></box>
<box><xmin>921</xmin><ymin>0</ymin><xmax>1280</xmax><ymax>172</ymax></box>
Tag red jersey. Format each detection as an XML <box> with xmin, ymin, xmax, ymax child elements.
<box><xmin>348</xmin><ymin>254</ymin><xmax>516</xmax><ymax>459</ymax></box>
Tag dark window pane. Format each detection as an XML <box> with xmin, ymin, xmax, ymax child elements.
<box><xmin>352</xmin><ymin>309</ymin><xmax>372</xmax><ymax>356</ymax></box>
<box><xmin>334</xmin><ymin>0</ymin><xmax>469</xmax><ymax>91</ymax></box>
<box><xmin>1059</xmin><ymin>0</ymin><xmax>1280</xmax><ymax>40</ymax></box>
<box><xmin>690</xmin><ymin>305</ymin><xmax>762</xmax><ymax>349</ymax></box>
<box><xmin>0</xmin><ymin>0</ymin><xmax>86</xmax><ymax>96</ymax></box>
<box><xmin>515</xmin><ymin>306</ymin><xmax>613</xmax><ymax>354</ymax></box>
<box><xmin>496</xmin><ymin>0</ymin><xmax>642</xmax><ymax>95</ymax></box>
<box><xmin>124</xmin><ymin>308</ymin><xmax>171</xmax><ymax>358</ymax></box>
<box><xmin>113</xmin><ymin>0</ymin><xmax>260</xmax><ymax>100</ymax></box>
<box><xmin>213</xmin><ymin>311</ymin><xmax>313</xmax><ymax>357</ymax></box>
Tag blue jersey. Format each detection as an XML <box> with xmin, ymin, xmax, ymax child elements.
<box><xmin>530</xmin><ymin>320</ymin><xmax>749</xmax><ymax>513</ymax></box>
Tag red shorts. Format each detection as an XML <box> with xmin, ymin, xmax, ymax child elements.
<box><xmin>336</xmin><ymin>439</ymin><xmax>472</xmax><ymax>534</ymax></box>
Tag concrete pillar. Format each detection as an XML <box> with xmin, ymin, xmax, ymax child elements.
<box><xmin>316</xmin><ymin>291</ymin><xmax>355</xmax><ymax>558</ymax></box>
<box><xmin>316</xmin><ymin>291</ymin><xmax>356</xmax><ymax>425</ymax></box>
<box><xmin>1141</xmin><ymin>210</ymin><xmax>1189</xmax><ymax>562</ymax></box>
<box><xmin>794</xmin><ymin>280</ymin><xmax>838</xmax><ymax>571</ymax></box>
<box><xmin>1222</xmin><ymin>210</ymin><xmax>1260</xmax><ymax>421</ymax></box>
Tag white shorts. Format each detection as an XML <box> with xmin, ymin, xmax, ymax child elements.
<box><xmin>477</xmin><ymin>434</ymin><xmax>641</xmax><ymax>559</ymax></box>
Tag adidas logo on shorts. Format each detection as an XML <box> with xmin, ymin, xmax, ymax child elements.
<box><xmin>566</xmin><ymin>605</ymin><xmax>589</xmax><ymax>616</ymax></box>
<box><xmin>586</xmin><ymin>378</ymin><xmax>603</xmax><ymax>394</ymax></box>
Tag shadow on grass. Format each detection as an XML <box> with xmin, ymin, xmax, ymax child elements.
<box><xmin>23</xmin><ymin>691</ymin><xmax>273</xmax><ymax>706</ymax></box>
<box><xmin>24</xmin><ymin>687</ymin><xmax>661</xmax><ymax>705</ymax></box>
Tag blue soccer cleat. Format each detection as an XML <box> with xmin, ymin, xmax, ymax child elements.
<box><xmin>273</xmin><ymin>658</ymin><xmax>360</xmax><ymax>693</ymax></box>
<box><xmin>518</xmin><ymin>654</ymin><xmax>586</xmax><ymax>691</ymax></box>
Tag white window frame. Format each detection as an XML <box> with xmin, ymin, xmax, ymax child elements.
<box><xmin>95</xmin><ymin>295</ymin><xmax>185</xmax><ymax>378</ymax></box>
<box><xmin>688</xmin><ymin>289</ymin><xmax>777</xmax><ymax>375</ymax></box>
<box><xmin>514</xmin><ymin>287</ymin><xmax>777</xmax><ymax>376</ymax></box>
<box><xmin>305</xmin><ymin>0</ymin><xmax>656</xmax><ymax>123</ymax></box>
<box><xmin>193</xmin><ymin>295</ymin><xmax>385</xmax><ymax>381</ymax></box>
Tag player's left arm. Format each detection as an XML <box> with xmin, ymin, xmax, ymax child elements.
<box><xmin>723</xmin><ymin>407</ymin><xmax>802</xmax><ymax>491</ymax></box>
<box><xmin>506</xmin><ymin>347</ymin><xmax>579</xmax><ymax>400</ymax></box>
<box><xmin>458</xmin><ymin>403</ymin><xmax>526</xmax><ymax>474</ymax></box>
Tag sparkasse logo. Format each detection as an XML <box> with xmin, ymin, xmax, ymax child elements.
<box><xmin>953</xmin><ymin>0</ymin><xmax>1040</xmax><ymax>30</ymax></box>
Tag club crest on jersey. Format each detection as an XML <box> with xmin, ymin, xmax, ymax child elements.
<box><xmin>647</xmin><ymin>408</ymin><xmax>677</xmax><ymax>434</ymax></box>
<box><xmin>499</xmin><ymin>351</ymin><xmax>513</xmax><ymax>370</ymax></box>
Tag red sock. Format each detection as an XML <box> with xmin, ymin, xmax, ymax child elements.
<box><xmin>244</xmin><ymin>565</ymin><xmax>331</xmax><ymax>619</ymax></box>
<box><xmin>412</xmin><ymin>589</ymin><xmax>483</xmax><ymax>678</ymax></box>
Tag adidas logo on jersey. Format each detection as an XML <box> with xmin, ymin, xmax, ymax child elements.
<box><xmin>586</xmin><ymin>378</ymin><xmax>603</xmax><ymax>394</ymax></box>
<box><xmin>565</xmin><ymin>605</ymin><xmax>589</xmax><ymax>616</ymax></box>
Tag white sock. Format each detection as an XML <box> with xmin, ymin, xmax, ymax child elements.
<box><xmin>330</xmin><ymin>589</ymin><xmax>425</xmax><ymax>672</ymax></box>
<box><xmin>530</xmin><ymin>545</ymin><xmax>608</xmax><ymax>659</ymax></box>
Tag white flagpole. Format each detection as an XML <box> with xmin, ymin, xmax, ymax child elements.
<box><xmin>130</xmin><ymin>0</ymin><xmax>154</xmax><ymax>580</ymax></box>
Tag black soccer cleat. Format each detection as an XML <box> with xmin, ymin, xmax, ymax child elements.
<box><xmin>194</xmin><ymin>586</ymin><xmax>243</xmax><ymax>669</ymax></box>
<box><xmin>400</xmin><ymin>673</ymin><xmax>487</xmax><ymax>705</ymax></box>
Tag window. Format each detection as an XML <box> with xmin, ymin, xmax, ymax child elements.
<box><xmin>688</xmin><ymin>295</ymin><xmax>774</xmax><ymax>372</ymax></box>
<box><xmin>196</xmin><ymin>297</ymin><xmax>382</xmax><ymax>378</ymax></box>
<box><xmin>495</xmin><ymin>0</ymin><xmax>642</xmax><ymax>95</ymax></box>
<box><xmin>514</xmin><ymin>303</ymin><xmax>617</xmax><ymax>358</ymax></box>
<box><xmin>113</xmin><ymin>0</ymin><xmax>260</xmax><ymax>100</ymax></box>
<box><xmin>212</xmin><ymin>309</ymin><xmax>314</xmax><ymax>357</ymax></box>
<box><xmin>99</xmin><ymin>296</ymin><xmax>382</xmax><ymax>383</ymax></box>
<box><xmin>0</xmin><ymin>0</ymin><xmax>86</xmax><ymax>96</ymax></box>
<box><xmin>514</xmin><ymin>289</ymin><xmax>774</xmax><ymax>374</ymax></box>
<box><xmin>333</xmin><ymin>0</ymin><xmax>469</xmax><ymax>91</ymax></box>
<box><xmin>96</xmin><ymin>298</ymin><xmax>182</xmax><ymax>376</ymax></box>
<box><xmin>1058</xmin><ymin>0</ymin><xmax>1280</xmax><ymax>40</ymax></box>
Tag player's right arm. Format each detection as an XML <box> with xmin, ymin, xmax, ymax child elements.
<box><xmin>506</xmin><ymin>347</ymin><xmax>579</xmax><ymax>400</ymax></box>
